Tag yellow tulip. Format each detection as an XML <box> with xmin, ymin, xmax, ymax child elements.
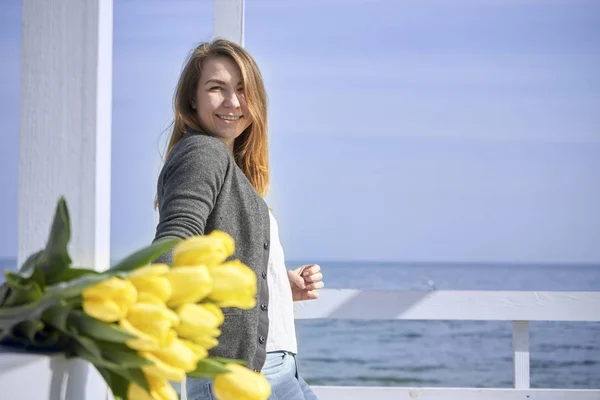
<box><xmin>130</xmin><ymin>264</ymin><xmax>170</xmax><ymax>277</ymax></box>
<box><xmin>181</xmin><ymin>339</ymin><xmax>209</xmax><ymax>360</ymax></box>
<box><xmin>165</xmin><ymin>266</ymin><xmax>212</xmax><ymax>307</ymax></box>
<box><xmin>175</xmin><ymin>303</ymin><xmax>224</xmax><ymax>341</ymax></box>
<box><xmin>173</xmin><ymin>230</ymin><xmax>235</xmax><ymax>268</ymax></box>
<box><xmin>190</xmin><ymin>334</ymin><xmax>219</xmax><ymax>351</ymax></box>
<box><xmin>120</xmin><ymin>303</ymin><xmax>179</xmax><ymax>351</ymax></box>
<box><xmin>82</xmin><ymin>277</ymin><xmax>137</xmax><ymax>322</ymax></box>
<box><xmin>141</xmin><ymin>338</ymin><xmax>202</xmax><ymax>382</ymax></box>
<box><xmin>137</xmin><ymin>292</ymin><xmax>166</xmax><ymax>306</ymax></box>
<box><xmin>213</xmin><ymin>364</ymin><xmax>271</xmax><ymax>400</ymax></box>
<box><xmin>129</xmin><ymin>264</ymin><xmax>172</xmax><ymax>303</ymax></box>
<box><xmin>207</xmin><ymin>260</ymin><xmax>257</xmax><ymax>309</ymax></box>
<box><xmin>127</xmin><ymin>373</ymin><xmax>178</xmax><ymax>400</ymax></box>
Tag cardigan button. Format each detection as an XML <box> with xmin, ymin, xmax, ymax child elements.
<box><xmin>263</xmin><ymin>241</ymin><xmax>270</xmax><ymax>250</ymax></box>
<box><xmin>259</xmin><ymin>336</ymin><xmax>266</xmax><ymax>344</ymax></box>
<box><xmin>261</xmin><ymin>271</ymin><xmax>267</xmax><ymax>279</ymax></box>
<box><xmin>260</xmin><ymin>303</ymin><xmax>267</xmax><ymax>311</ymax></box>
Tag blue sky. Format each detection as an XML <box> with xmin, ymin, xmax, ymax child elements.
<box><xmin>1</xmin><ymin>0</ymin><xmax>599</xmax><ymax>263</ymax></box>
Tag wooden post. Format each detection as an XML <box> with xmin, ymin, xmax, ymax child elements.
<box><xmin>213</xmin><ymin>0</ymin><xmax>245</xmax><ymax>45</ymax></box>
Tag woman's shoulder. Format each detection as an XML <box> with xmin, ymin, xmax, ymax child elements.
<box><xmin>167</xmin><ymin>132</ymin><xmax>230</xmax><ymax>169</ymax></box>
<box><xmin>173</xmin><ymin>131</ymin><xmax>229</xmax><ymax>157</ymax></box>
<box><xmin>158</xmin><ymin>133</ymin><xmax>231</xmax><ymax>188</ymax></box>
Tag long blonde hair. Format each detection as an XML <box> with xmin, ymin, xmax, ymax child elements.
<box><xmin>156</xmin><ymin>39</ymin><xmax>269</xmax><ymax>208</ymax></box>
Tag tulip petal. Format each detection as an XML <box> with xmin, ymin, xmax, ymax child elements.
<box><xmin>166</xmin><ymin>266</ymin><xmax>212</xmax><ymax>307</ymax></box>
<box><xmin>149</xmin><ymin>339</ymin><xmax>199</xmax><ymax>372</ymax></box>
<box><xmin>208</xmin><ymin>261</ymin><xmax>257</xmax><ymax>309</ymax></box>
<box><xmin>172</xmin><ymin>231</ymin><xmax>235</xmax><ymax>268</ymax></box>
<box><xmin>213</xmin><ymin>364</ymin><xmax>271</xmax><ymax>400</ymax></box>
<box><xmin>136</xmin><ymin>292</ymin><xmax>166</xmax><ymax>306</ymax></box>
<box><xmin>82</xmin><ymin>299</ymin><xmax>124</xmax><ymax>322</ymax></box>
<box><xmin>129</xmin><ymin>275</ymin><xmax>172</xmax><ymax>303</ymax></box>
<box><xmin>141</xmin><ymin>352</ymin><xmax>186</xmax><ymax>382</ymax></box>
<box><xmin>130</xmin><ymin>264</ymin><xmax>170</xmax><ymax>277</ymax></box>
<box><xmin>120</xmin><ymin>318</ymin><xmax>160</xmax><ymax>351</ymax></box>
<box><xmin>128</xmin><ymin>374</ymin><xmax>178</xmax><ymax>400</ymax></box>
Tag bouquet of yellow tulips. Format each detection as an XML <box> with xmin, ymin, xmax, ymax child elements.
<box><xmin>0</xmin><ymin>197</ymin><xmax>271</xmax><ymax>400</ymax></box>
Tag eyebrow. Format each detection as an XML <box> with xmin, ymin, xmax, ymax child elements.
<box><xmin>204</xmin><ymin>79</ymin><xmax>243</xmax><ymax>86</ymax></box>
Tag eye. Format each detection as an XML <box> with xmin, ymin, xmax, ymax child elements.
<box><xmin>209</xmin><ymin>86</ymin><xmax>223</xmax><ymax>91</ymax></box>
<box><xmin>237</xmin><ymin>87</ymin><xmax>245</xmax><ymax>93</ymax></box>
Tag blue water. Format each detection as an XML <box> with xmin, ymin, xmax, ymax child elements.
<box><xmin>3</xmin><ymin>258</ymin><xmax>599</xmax><ymax>388</ymax></box>
<box><xmin>292</xmin><ymin>261</ymin><xmax>600</xmax><ymax>389</ymax></box>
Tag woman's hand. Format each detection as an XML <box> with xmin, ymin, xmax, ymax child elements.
<box><xmin>287</xmin><ymin>264</ymin><xmax>324</xmax><ymax>301</ymax></box>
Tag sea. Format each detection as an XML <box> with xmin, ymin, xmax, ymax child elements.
<box><xmin>2</xmin><ymin>258</ymin><xmax>599</xmax><ymax>389</ymax></box>
<box><xmin>291</xmin><ymin>261</ymin><xmax>600</xmax><ymax>389</ymax></box>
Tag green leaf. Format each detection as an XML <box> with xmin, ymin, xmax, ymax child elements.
<box><xmin>42</xmin><ymin>273</ymin><xmax>109</xmax><ymax>300</ymax></box>
<box><xmin>0</xmin><ymin>275</ymin><xmax>106</xmax><ymax>339</ymax></box>
<box><xmin>209</xmin><ymin>356</ymin><xmax>247</xmax><ymax>366</ymax></box>
<box><xmin>1</xmin><ymin>276</ymin><xmax>43</xmax><ymax>307</ymax></box>
<box><xmin>29</xmin><ymin>266</ymin><xmax>47</xmax><ymax>290</ymax></box>
<box><xmin>18</xmin><ymin>250</ymin><xmax>44</xmax><ymax>278</ymax></box>
<box><xmin>126</xmin><ymin>368</ymin><xmax>150</xmax><ymax>392</ymax></box>
<box><xmin>0</xmin><ymin>282</ymin><xmax>10</xmax><ymax>306</ymax></box>
<box><xmin>30</xmin><ymin>326</ymin><xmax>62</xmax><ymax>349</ymax></box>
<box><xmin>111</xmin><ymin>237</ymin><xmax>180</xmax><ymax>273</ymax></box>
<box><xmin>101</xmin><ymin>346</ymin><xmax>153</xmax><ymax>368</ymax></box>
<box><xmin>187</xmin><ymin>358</ymin><xmax>231</xmax><ymax>379</ymax></box>
<box><xmin>103</xmin><ymin>369</ymin><xmax>135</xmax><ymax>400</ymax></box>
<box><xmin>70</xmin><ymin>336</ymin><xmax>144</xmax><ymax>377</ymax></box>
<box><xmin>0</xmin><ymin>256</ymin><xmax>46</xmax><ymax>308</ymax></box>
<box><xmin>42</xmin><ymin>197</ymin><xmax>73</xmax><ymax>284</ymax></box>
<box><xmin>12</xmin><ymin>320</ymin><xmax>45</xmax><ymax>343</ymax></box>
<box><xmin>5</xmin><ymin>272</ymin><xmax>27</xmax><ymax>288</ymax></box>
<box><xmin>51</xmin><ymin>267</ymin><xmax>100</xmax><ymax>284</ymax></box>
<box><xmin>6</xmin><ymin>320</ymin><xmax>40</xmax><ymax>345</ymax></box>
<box><xmin>71</xmin><ymin>335</ymin><xmax>104</xmax><ymax>362</ymax></box>
<box><xmin>41</xmin><ymin>303</ymin><xmax>72</xmax><ymax>332</ymax></box>
<box><xmin>68</xmin><ymin>310</ymin><xmax>135</xmax><ymax>343</ymax></box>
<box><xmin>101</xmin><ymin>365</ymin><xmax>149</xmax><ymax>394</ymax></box>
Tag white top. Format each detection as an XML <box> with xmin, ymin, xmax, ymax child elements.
<box><xmin>265</xmin><ymin>211</ymin><xmax>298</xmax><ymax>354</ymax></box>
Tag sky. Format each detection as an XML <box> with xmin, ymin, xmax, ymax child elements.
<box><xmin>1</xmin><ymin>0</ymin><xmax>599</xmax><ymax>264</ymax></box>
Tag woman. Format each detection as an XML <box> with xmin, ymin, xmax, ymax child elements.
<box><xmin>153</xmin><ymin>39</ymin><xmax>323</xmax><ymax>400</ymax></box>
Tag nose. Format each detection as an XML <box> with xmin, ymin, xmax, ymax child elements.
<box><xmin>223</xmin><ymin>90</ymin><xmax>241</xmax><ymax>109</ymax></box>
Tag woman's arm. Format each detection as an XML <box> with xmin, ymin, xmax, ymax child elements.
<box><xmin>153</xmin><ymin>135</ymin><xmax>229</xmax><ymax>263</ymax></box>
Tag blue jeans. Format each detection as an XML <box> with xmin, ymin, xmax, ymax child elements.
<box><xmin>185</xmin><ymin>351</ymin><xmax>318</xmax><ymax>400</ymax></box>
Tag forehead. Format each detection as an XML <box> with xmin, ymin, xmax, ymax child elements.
<box><xmin>201</xmin><ymin>56</ymin><xmax>242</xmax><ymax>84</ymax></box>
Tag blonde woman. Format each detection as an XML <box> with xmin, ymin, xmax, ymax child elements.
<box><xmin>153</xmin><ymin>39</ymin><xmax>323</xmax><ymax>400</ymax></box>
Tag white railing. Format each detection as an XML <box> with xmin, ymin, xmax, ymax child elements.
<box><xmin>294</xmin><ymin>289</ymin><xmax>600</xmax><ymax>400</ymax></box>
<box><xmin>2</xmin><ymin>289</ymin><xmax>598</xmax><ymax>399</ymax></box>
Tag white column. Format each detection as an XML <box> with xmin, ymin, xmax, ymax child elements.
<box><xmin>213</xmin><ymin>0</ymin><xmax>245</xmax><ymax>45</ymax></box>
<box><xmin>11</xmin><ymin>1</ymin><xmax>113</xmax><ymax>398</ymax></box>
<box><xmin>18</xmin><ymin>0</ymin><xmax>112</xmax><ymax>273</ymax></box>
<box><xmin>512</xmin><ymin>320</ymin><xmax>530</xmax><ymax>389</ymax></box>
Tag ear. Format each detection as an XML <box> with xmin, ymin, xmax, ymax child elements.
<box><xmin>190</xmin><ymin>98</ymin><xmax>197</xmax><ymax>110</ymax></box>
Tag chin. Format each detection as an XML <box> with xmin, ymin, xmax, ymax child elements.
<box><xmin>213</xmin><ymin>130</ymin><xmax>243</xmax><ymax>141</ymax></box>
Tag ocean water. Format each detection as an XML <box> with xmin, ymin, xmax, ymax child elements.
<box><xmin>292</xmin><ymin>261</ymin><xmax>600</xmax><ymax>389</ymax></box>
<box><xmin>2</xmin><ymin>258</ymin><xmax>599</xmax><ymax>388</ymax></box>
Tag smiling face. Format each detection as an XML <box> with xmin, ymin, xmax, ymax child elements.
<box><xmin>192</xmin><ymin>56</ymin><xmax>252</xmax><ymax>151</ymax></box>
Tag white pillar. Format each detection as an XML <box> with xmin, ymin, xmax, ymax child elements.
<box><xmin>11</xmin><ymin>1</ymin><xmax>113</xmax><ymax>397</ymax></box>
<box><xmin>512</xmin><ymin>320</ymin><xmax>530</xmax><ymax>389</ymax></box>
<box><xmin>18</xmin><ymin>0</ymin><xmax>112</xmax><ymax>273</ymax></box>
<box><xmin>213</xmin><ymin>0</ymin><xmax>245</xmax><ymax>45</ymax></box>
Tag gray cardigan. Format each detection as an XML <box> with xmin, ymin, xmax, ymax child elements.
<box><xmin>153</xmin><ymin>129</ymin><xmax>270</xmax><ymax>372</ymax></box>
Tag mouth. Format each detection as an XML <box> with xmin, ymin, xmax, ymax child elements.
<box><xmin>216</xmin><ymin>114</ymin><xmax>243</xmax><ymax>122</ymax></box>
